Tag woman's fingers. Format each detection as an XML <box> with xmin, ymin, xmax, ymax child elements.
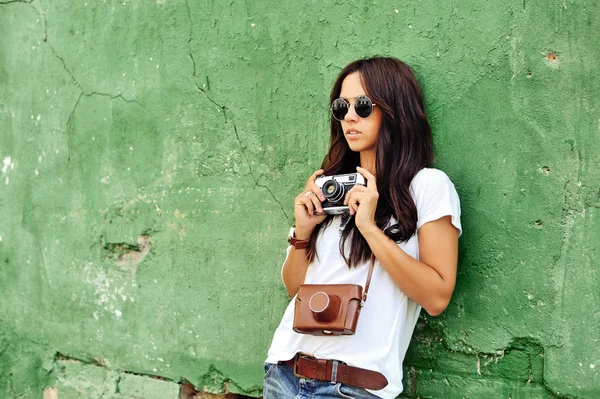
<box><xmin>298</xmin><ymin>188</ymin><xmax>323</xmax><ymax>214</ymax></box>
<box><xmin>295</xmin><ymin>169</ymin><xmax>326</xmax><ymax>220</ymax></box>
<box><xmin>308</xmin><ymin>169</ymin><xmax>324</xmax><ymax>189</ymax></box>
<box><xmin>308</xmin><ymin>169</ymin><xmax>323</xmax><ymax>179</ymax></box>
<box><xmin>307</xmin><ymin>192</ymin><xmax>323</xmax><ymax>214</ymax></box>
<box><xmin>302</xmin><ymin>196</ymin><xmax>315</xmax><ymax>216</ymax></box>
<box><xmin>309</xmin><ymin>184</ymin><xmax>326</xmax><ymax>201</ymax></box>
<box><xmin>305</xmin><ymin>183</ymin><xmax>325</xmax><ymax>202</ymax></box>
<box><xmin>294</xmin><ymin>193</ymin><xmax>313</xmax><ymax>215</ymax></box>
<box><xmin>345</xmin><ymin>188</ymin><xmax>379</xmax><ymax>216</ymax></box>
<box><xmin>343</xmin><ymin>184</ymin><xmax>368</xmax><ymax>206</ymax></box>
<box><xmin>349</xmin><ymin>194</ymin><xmax>361</xmax><ymax>215</ymax></box>
<box><xmin>307</xmin><ymin>170</ymin><xmax>326</xmax><ymax>201</ymax></box>
<box><xmin>356</xmin><ymin>166</ymin><xmax>376</xmax><ymax>190</ymax></box>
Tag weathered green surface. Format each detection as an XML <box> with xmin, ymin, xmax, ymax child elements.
<box><xmin>0</xmin><ymin>0</ymin><xmax>598</xmax><ymax>398</ymax></box>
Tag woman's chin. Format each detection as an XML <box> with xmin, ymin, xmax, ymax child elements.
<box><xmin>345</xmin><ymin>142</ymin><xmax>364</xmax><ymax>153</ymax></box>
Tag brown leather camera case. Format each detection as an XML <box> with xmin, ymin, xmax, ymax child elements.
<box><xmin>293</xmin><ymin>284</ymin><xmax>363</xmax><ymax>335</ymax></box>
<box><xmin>292</xmin><ymin>256</ymin><xmax>375</xmax><ymax>336</ymax></box>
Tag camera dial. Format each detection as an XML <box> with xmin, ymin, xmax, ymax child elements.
<box><xmin>309</xmin><ymin>291</ymin><xmax>341</xmax><ymax>323</ymax></box>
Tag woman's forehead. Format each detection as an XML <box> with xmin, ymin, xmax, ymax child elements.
<box><xmin>340</xmin><ymin>72</ymin><xmax>366</xmax><ymax>99</ymax></box>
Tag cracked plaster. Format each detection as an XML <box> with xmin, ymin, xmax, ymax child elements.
<box><xmin>184</xmin><ymin>0</ymin><xmax>289</xmax><ymax>221</ymax></box>
<box><xmin>1</xmin><ymin>0</ymin><xmax>599</xmax><ymax>398</ymax></box>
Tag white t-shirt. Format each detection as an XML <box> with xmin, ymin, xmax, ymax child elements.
<box><xmin>266</xmin><ymin>168</ymin><xmax>462</xmax><ymax>399</ymax></box>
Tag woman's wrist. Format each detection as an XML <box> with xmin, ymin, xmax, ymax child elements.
<box><xmin>294</xmin><ymin>228</ymin><xmax>313</xmax><ymax>240</ymax></box>
<box><xmin>358</xmin><ymin>222</ymin><xmax>381</xmax><ymax>239</ymax></box>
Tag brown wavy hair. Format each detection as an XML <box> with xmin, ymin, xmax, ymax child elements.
<box><xmin>306</xmin><ymin>56</ymin><xmax>434</xmax><ymax>267</ymax></box>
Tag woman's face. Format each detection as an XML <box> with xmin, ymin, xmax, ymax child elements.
<box><xmin>338</xmin><ymin>72</ymin><xmax>383</xmax><ymax>156</ymax></box>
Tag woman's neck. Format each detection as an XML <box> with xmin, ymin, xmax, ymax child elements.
<box><xmin>360</xmin><ymin>150</ymin><xmax>376</xmax><ymax>175</ymax></box>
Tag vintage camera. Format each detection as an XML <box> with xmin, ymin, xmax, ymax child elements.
<box><xmin>315</xmin><ymin>173</ymin><xmax>367</xmax><ymax>215</ymax></box>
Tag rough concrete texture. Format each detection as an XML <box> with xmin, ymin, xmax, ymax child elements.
<box><xmin>0</xmin><ymin>0</ymin><xmax>598</xmax><ymax>398</ymax></box>
<box><xmin>50</xmin><ymin>357</ymin><xmax>179</xmax><ymax>399</ymax></box>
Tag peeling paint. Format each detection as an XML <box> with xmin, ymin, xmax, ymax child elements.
<box><xmin>1</xmin><ymin>156</ymin><xmax>12</xmax><ymax>174</ymax></box>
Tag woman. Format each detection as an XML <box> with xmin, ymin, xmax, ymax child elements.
<box><xmin>264</xmin><ymin>56</ymin><xmax>461</xmax><ymax>399</ymax></box>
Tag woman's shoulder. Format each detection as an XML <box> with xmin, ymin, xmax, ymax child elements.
<box><xmin>410</xmin><ymin>167</ymin><xmax>462</xmax><ymax>235</ymax></box>
<box><xmin>410</xmin><ymin>167</ymin><xmax>455</xmax><ymax>193</ymax></box>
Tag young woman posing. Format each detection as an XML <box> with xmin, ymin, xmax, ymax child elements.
<box><xmin>264</xmin><ymin>56</ymin><xmax>462</xmax><ymax>399</ymax></box>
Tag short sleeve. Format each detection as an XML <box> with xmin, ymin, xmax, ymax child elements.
<box><xmin>411</xmin><ymin>168</ymin><xmax>462</xmax><ymax>236</ymax></box>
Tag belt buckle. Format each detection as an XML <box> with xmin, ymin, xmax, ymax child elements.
<box><xmin>292</xmin><ymin>353</ymin><xmax>301</xmax><ymax>377</ymax></box>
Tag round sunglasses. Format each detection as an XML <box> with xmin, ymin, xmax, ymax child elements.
<box><xmin>330</xmin><ymin>95</ymin><xmax>376</xmax><ymax>121</ymax></box>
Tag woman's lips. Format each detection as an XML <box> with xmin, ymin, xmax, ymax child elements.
<box><xmin>346</xmin><ymin>129</ymin><xmax>361</xmax><ymax>140</ymax></box>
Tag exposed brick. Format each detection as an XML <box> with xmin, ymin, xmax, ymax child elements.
<box><xmin>118</xmin><ymin>373</ymin><xmax>179</xmax><ymax>399</ymax></box>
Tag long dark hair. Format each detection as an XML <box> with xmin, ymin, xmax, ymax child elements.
<box><xmin>306</xmin><ymin>56</ymin><xmax>434</xmax><ymax>267</ymax></box>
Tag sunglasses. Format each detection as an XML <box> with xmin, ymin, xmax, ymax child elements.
<box><xmin>330</xmin><ymin>95</ymin><xmax>376</xmax><ymax>121</ymax></box>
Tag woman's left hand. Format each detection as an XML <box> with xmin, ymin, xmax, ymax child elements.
<box><xmin>344</xmin><ymin>166</ymin><xmax>379</xmax><ymax>232</ymax></box>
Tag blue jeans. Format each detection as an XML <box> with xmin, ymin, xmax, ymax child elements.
<box><xmin>263</xmin><ymin>362</ymin><xmax>382</xmax><ymax>399</ymax></box>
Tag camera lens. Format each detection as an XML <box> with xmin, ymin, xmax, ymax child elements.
<box><xmin>321</xmin><ymin>180</ymin><xmax>345</xmax><ymax>204</ymax></box>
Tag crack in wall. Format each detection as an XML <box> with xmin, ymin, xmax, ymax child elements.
<box><xmin>31</xmin><ymin>3</ymin><xmax>82</xmax><ymax>91</ymax></box>
<box><xmin>542</xmin><ymin>382</ymin><xmax>581</xmax><ymax>399</ymax></box>
<box><xmin>114</xmin><ymin>373</ymin><xmax>122</xmax><ymax>394</ymax></box>
<box><xmin>0</xmin><ymin>0</ymin><xmax>33</xmax><ymax>4</ymax></box>
<box><xmin>87</xmin><ymin>92</ymin><xmax>147</xmax><ymax>110</ymax></box>
<box><xmin>27</xmin><ymin>2</ymin><xmax>148</xmax><ymax>165</ymax></box>
<box><xmin>226</xmin><ymin>108</ymin><xmax>290</xmax><ymax>221</ymax></box>
<box><xmin>0</xmin><ymin>317</ymin><xmax>48</xmax><ymax>350</ymax></box>
<box><xmin>184</xmin><ymin>0</ymin><xmax>290</xmax><ymax>222</ymax></box>
<box><xmin>29</xmin><ymin>2</ymin><xmax>142</xmax><ymax>106</ymax></box>
<box><xmin>65</xmin><ymin>92</ymin><xmax>83</xmax><ymax>163</ymax></box>
<box><xmin>184</xmin><ymin>0</ymin><xmax>228</xmax><ymax>122</ymax></box>
<box><xmin>65</xmin><ymin>92</ymin><xmax>146</xmax><ymax>163</ymax></box>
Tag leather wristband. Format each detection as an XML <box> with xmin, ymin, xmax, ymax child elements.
<box><xmin>288</xmin><ymin>228</ymin><xmax>309</xmax><ymax>249</ymax></box>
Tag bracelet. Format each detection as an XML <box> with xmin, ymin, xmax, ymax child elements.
<box><xmin>288</xmin><ymin>228</ymin><xmax>309</xmax><ymax>250</ymax></box>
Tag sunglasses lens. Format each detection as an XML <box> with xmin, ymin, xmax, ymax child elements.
<box><xmin>331</xmin><ymin>98</ymin><xmax>348</xmax><ymax>121</ymax></box>
<box><xmin>355</xmin><ymin>96</ymin><xmax>373</xmax><ymax>118</ymax></box>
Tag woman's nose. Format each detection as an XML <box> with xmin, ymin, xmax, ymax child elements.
<box><xmin>344</xmin><ymin>103</ymin><xmax>359</xmax><ymax>123</ymax></box>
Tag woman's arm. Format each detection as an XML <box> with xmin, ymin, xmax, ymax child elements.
<box><xmin>281</xmin><ymin>229</ymin><xmax>312</xmax><ymax>298</ymax></box>
<box><xmin>281</xmin><ymin>170</ymin><xmax>328</xmax><ymax>297</ymax></box>
<box><xmin>346</xmin><ymin>166</ymin><xmax>460</xmax><ymax>316</ymax></box>
<box><xmin>360</xmin><ymin>217</ymin><xmax>459</xmax><ymax>316</ymax></box>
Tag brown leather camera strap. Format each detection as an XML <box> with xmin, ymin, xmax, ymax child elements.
<box><xmin>362</xmin><ymin>255</ymin><xmax>376</xmax><ymax>304</ymax></box>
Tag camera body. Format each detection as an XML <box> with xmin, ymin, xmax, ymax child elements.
<box><xmin>315</xmin><ymin>173</ymin><xmax>367</xmax><ymax>215</ymax></box>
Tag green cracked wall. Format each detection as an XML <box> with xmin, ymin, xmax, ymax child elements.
<box><xmin>0</xmin><ymin>0</ymin><xmax>599</xmax><ymax>398</ymax></box>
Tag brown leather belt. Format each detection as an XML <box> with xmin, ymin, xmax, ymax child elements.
<box><xmin>283</xmin><ymin>353</ymin><xmax>388</xmax><ymax>391</ymax></box>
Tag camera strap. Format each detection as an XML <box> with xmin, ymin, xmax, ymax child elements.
<box><xmin>361</xmin><ymin>255</ymin><xmax>376</xmax><ymax>306</ymax></box>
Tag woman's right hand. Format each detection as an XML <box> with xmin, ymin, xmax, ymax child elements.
<box><xmin>293</xmin><ymin>169</ymin><xmax>328</xmax><ymax>239</ymax></box>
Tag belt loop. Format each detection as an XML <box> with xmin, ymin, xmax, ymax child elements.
<box><xmin>331</xmin><ymin>360</ymin><xmax>339</xmax><ymax>384</ymax></box>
